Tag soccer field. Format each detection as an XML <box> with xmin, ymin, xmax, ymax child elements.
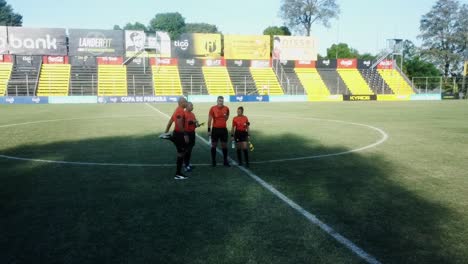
<box><xmin>1</xmin><ymin>101</ymin><xmax>468</xmax><ymax>264</ymax></box>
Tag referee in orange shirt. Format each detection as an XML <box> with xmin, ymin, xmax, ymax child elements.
<box><xmin>164</xmin><ymin>97</ymin><xmax>189</xmax><ymax>180</ymax></box>
<box><xmin>231</xmin><ymin>106</ymin><xmax>250</xmax><ymax>167</ymax></box>
<box><xmin>208</xmin><ymin>96</ymin><xmax>230</xmax><ymax>167</ymax></box>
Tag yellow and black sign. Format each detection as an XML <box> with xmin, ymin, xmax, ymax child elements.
<box><xmin>464</xmin><ymin>61</ymin><xmax>467</xmax><ymax>76</ymax></box>
<box><xmin>224</xmin><ymin>35</ymin><xmax>270</xmax><ymax>60</ymax></box>
<box><xmin>343</xmin><ymin>95</ymin><xmax>377</xmax><ymax>101</ymax></box>
<box><xmin>172</xmin><ymin>33</ymin><xmax>221</xmax><ymax>59</ymax></box>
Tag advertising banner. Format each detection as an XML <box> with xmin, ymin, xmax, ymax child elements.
<box><xmin>0</xmin><ymin>26</ymin><xmax>7</xmax><ymax>54</ymax></box>
<box><xmin>250</xmin><ymin>60</ymin><xmax>271</xmax><ymax>68</ymax></box>
<box><xmin>410</xmin><ymin>94</ymin><xmax>442</xmax><ymax>101</ymax></box>
<box><xmin>178</xmin><ymin>58</ymin><xmax>204</xmax><ymax>67</ymax></box>
<box><xmin>276</xmin><ymin>60</ymin><xmax>295</xmax><ymax>68</ymax></box>
<box><xmin>43</xmin><ymin>56</ymin><xmax>69</xmax><ymax>64</ymax></box>
<box><xmin>69</xmin><ymin>29</ymin><xmax>124</xmax><ymax>57</ymax></box>
<box><xmin>15</xmin><ymin>55</ymin><xmax>42</xmax><ymax>67</ymax></box>
<box><xmin>229</xmin><ymin>95</ymin><xmax>269</xmax><ymax>102</ymax></box>
<box><xmin>295</xmin><ymin>60</ymin><xmax>316</xmax><ymax>68</ymax></box>
<box><xmin>97</xmin><ymin>96</ymin><xmax>180</xmax><ymax>104</ymax></box>
<box><xmin>337</xmin><ymin>59</ymin><xmax>357</xmax><ymax>69</ymax></box>
<box><xmin>0</xmin><ymin>54</ymin><xmax>13</xmax><ymax>62</ymax></box>
<box><xmin>358</xmin><ymin>59</ymin><xmax>372</xmax><ymax>69</ymax></box>
<box><xmin>49</xmin><ymin>96</ymin><xmax>98</xmax><ymax>104</ymax></box>
<box><xmin>96</xmin><ymin>57</ymin><xmax>123</xmax><ymax>65</ymax></box>
<box><xmin>125</xmin><ymin>30</ymin><xmax>146</xmax><ymax>57</ymax></box>
<box><xmin>377</xmin><ymin>94</ymin><xmax>411</xmax><ymax>101</ymax></box>
<box><xmin>126</xmin><ymin>57</ymin><xmax>149</xmax><ymax>67</ymax></box>
<box><xmin>308</xmin><ymin>95</ymin><xmax>343</xmax><ymax>102</ymax></box>
<box><xmin>204</xmin><ymin>58</ymin><xmax>225</xmax><ymax>67</ymax></box>
<box><xmin>224</xmin><ymin>35</ymin><xmax>270</xmax><ymax>60</ymax></box>
<box><xmin>317</xmin><ymin>59</ymin><xmax>337</xmax><ymax>69</ymax></box>
<box><xmin>150</xmin><ymin>57</ymin><xmax>178</xmax><ymax>66</ymax></box>
<box><xmin>272</xmin><ymin>36</ymin><xmax>317</xmax><ymax>61</ymax></box>
<box><xmin>146</xmin><ymin>32</ymin><xmax>172</xmax><ymax>58</ymax></box>
<box><xmin>377</xmin><ymin>60</ymin><xmax>394</xmax><ymax>70</ymax></box>
<box><xmin>69</xmin><ymin>56</ymin><xmax>97</xmax><ymax>66</ymax></box>
<box><xmin>172</xmin><ymin>33</ymin><xmax>221</xmax><ymax>59</ymax></box>
<box><xmin>225</xmin><ymin>59</ymin><xmax>250</xmax><ymax>67</ymax></box>
<box><xmin>6</xmin><ymin>27</ymin><xmax>67</xmax><ymax>55</ymax></box>
<box><xmin>269</xmin><ymin>95</ymin><xmax>308</xmax><ymax>102</ymax></box>
<box><xmin>343</xmin><ymin>95</ymin><xmax>377</xmax><ymax>101</ymax></box>
<box><xmin>0</xmin><ymin>96</ymin><xmax>49</xmax><ymax>104</ymax></box>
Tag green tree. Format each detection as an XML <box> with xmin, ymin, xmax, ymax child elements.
<box><xmin>326</xmin><ymin>43</ymin><xmax>359</xmax><ymax>59</ymax></box>
<box><xmin>279</xmin><ymin>0</ymin><xmax>339</xmax><ymax>36</ymax></box>
<box><xmin>149</xmin><ymin>12</ymin><xmax>185</xmax><ymax>40</ymax></box>
<box><xmin>113</xmin><ymin>25</ymin><xmax>122</xmax><ymax>30</ymax></box>
<box><xmin>0</xmin><ymin>0</ymin><xmax>22</xmax><ymax>26</ymax></box>
<box><xmin>419</xmin><ymin>0</ymin><xmax>467</xmax><ymax>77</ymax></box>
<box><xmin>184</xmin><ymin>23</ymin><xmax>219</xmax><ymax>33</ymax></box>
<box><xmin>123</xmin><ymin>22</ymin><xmax>148</xmax><ymax>32</ymax></box>
<box><xmin>404</xmin><ymin>57</ymin><xmax>441</xmax><ymax>79</ymax></box>
<box><xmin>358</xmin><ymin>53</ymin><xmax>376</xmax><ymax>61</ymax></box>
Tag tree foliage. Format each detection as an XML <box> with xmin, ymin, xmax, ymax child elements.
<box><xmin>419</xmin><ymin>0</ymin><xmax>467</xmax><ymax>77</ymax></box>
<box><xmin>184</xmin><ymin>23</ymin><xmax>219</xmax><ymax>33</ymax></box>
<box><xmin>0</xmin><ymin>0</ymin><xmax>22</xmax><ymax>26</ymax></box>
<box><xmin>326</xmin><ymin>43</ymin><xmax>359</xmax><ymax>59</ymax></box>
<box><xmin>148</xmin><ymin>12</ymin><xmax>185</xmax><ymax>40</ymax></box>
<box><xmin>123</xmin><ymin>22</ymin><xmax>148</xmax><ymax>32</ymax></box>
<box><xmin>279</xmin><ymin>0</ymin><xmax>339</xmax><ymax>36</ymax></box>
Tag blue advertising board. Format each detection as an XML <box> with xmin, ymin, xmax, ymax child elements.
<box><xmin>97</xmin><ymin>96</ymin><xmax>180</xmax><ymax>104</ymax></box>
<box><xmin>229</xmin><ymin>95</ymin><xmax>269</xmax><ymax>103</ymax></box>
<box><xmin>0</xmin><ymin>96</ymin><xmax>49</xmax><ymax>104</ymax></box>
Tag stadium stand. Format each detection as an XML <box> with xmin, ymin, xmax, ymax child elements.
<box><xmin>337</xmin><ymin>69</ymin><xmax>374</xmax><ymax>95</ymax></box>
<box><xmin>7</xmin><ymin>65</ymin><xmax>40</xmax><ymax>96</ymax></box>
<box><xmin>227</xmin><ymin>66</ymin><xmax>256</xmax><ymax>95</ymax></box>
<box><xmin>152</xmin><ymin>65</ymin><xmax>183</xmax><ymax>95</ymax></box>
<box><xmin>317</xmin><ymin>69</ymin><xmax>349</xmax><ymax>95</ymax></box>
<box><xmin>0</xmin><ymin>62</ymin><xmax>13</xmax><ymax>96</ymax></box>
<box><xmin>378</xmin><ymin>69</ymin><xmax>414</xmax><ymax>94</ymax></box>
<box><xmin>281</xmin><ymin>67</ymin><xmax>306</xmax><ymax>95</ymax></box>
<box><xmin>295</xmin><ymin>68</ymin><xmax>330</xmax><ymax>96</ymax></box>
<box><xmin>250</xmin><ymin>68</ymin><xmax>284</xmax><ymax>95</ymax></box>
<box><xmin>37</xmin><ymin>64</ymin><xmax>71</xmax><ymax>96</ymax></box>
<box><xmin>360</xmin><ymin>69</ymin><xmax>393</xmax><ymax>94</ymax></box>
<box><xmin>179</xmin><ymin>66</ymin><xmax>207</xmax><ymax>95</ymax></box>
<box><xmin>202</xmin><ymin>67</ymin><xmax>235</xmax><ymax>95</ymax></box>
<box><xmin>97</xmin><ymin>65</ymin><xmax>127</xmax><ymax>96</ymax></box>
<box><xmin>127</xmin><ymin>65</ymin><xmax>154</xmax><ymax>96</ymax></box>
<box><xmin>69</xmin><ymin>66</ymin><xmax>98</xmax><ymax>95</ymax></box>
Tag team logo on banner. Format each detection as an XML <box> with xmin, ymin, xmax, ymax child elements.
<box><xmin>224</xmin><ymin>35</ymin><xmax>270</xmax><ymax>60</ymax></box>
<box><xmin>273</xmin><ymin>36</ymin><xmax>317</xmax><ymax>61</ymax></box>
<box><xmin>172</xmin><ymin>33</ymin><xmax>221</xmax><ymax>59</ymax></box>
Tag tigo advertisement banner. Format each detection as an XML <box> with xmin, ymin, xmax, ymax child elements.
<box><xmin>172</xmin><ymin>33</ymin><xmax>221</xmax><ymax>59</ymax></box>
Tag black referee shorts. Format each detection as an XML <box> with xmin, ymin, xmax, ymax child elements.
<box><xmin>187</xmin><ymin>131</ymin><xmax>196</xmax><ymax>149</ymax></box>
<box><xmin>234</xmin><ymin>131</ymin><xmax>249</xmax><ymax>142</ymax></box>
<box><xmin>212</xmin><ymin>127</ymin><xmax>228</xmax><ymax>143</ymax></box>
<box><xmin>172</xmin><ymin>132</ymin><xmax>187</xmax><ymax>153</ymax></box>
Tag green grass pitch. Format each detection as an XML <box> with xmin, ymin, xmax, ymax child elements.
<box><xmin>1</xmin><ymin>101</ymin><xmax>467</xmax><ymax>263</ymax></box>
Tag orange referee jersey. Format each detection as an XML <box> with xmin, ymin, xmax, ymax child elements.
<box><xmin>171</xmin><ymin>106</ymin><xmax>185</xmax><ymax>132</ymax></box>
<box><xmin>209</xmin><ymin>105</ymin><xmax>230</xmax><ymax>128</ymax></box>
<box><xmin>232</xmin><ymin>115</ymin><xmax>249</xmax><ymax>132</ymax></box>
<box><xmin>184</xmin><ymin>111</ymin><xmax>197</xmax><ymax>132</ymax></box>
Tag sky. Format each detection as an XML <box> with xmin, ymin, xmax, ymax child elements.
<box><xmin>7</xmin><ymin>0</ymin><xmax>444</xmax><ymax>55</ymax></box>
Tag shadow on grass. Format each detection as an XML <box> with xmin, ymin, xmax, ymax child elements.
<box><xmin>0</xmin><ymin>131</ymin><xmax>463</xmax><ymax>264</ymax></box>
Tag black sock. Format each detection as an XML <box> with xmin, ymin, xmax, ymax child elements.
<box><xmin>243</xmin><ymin>149</ymin><xmax>249</xmax><ymax>165</ymax></box>
<box><xmin>222</xmin><ymin>148</ymin><xmax>228</xmax><ymax>163</ymax></box>
<box><xmin>176</xmin><ymin>156</ymin><xmax>183</xmax><ymax>175</ymax></box>
<box><xmin>237</xmin><ymin>149</ymin><xmax>242</xmax><ymax>164</ymax></box>
<box><xmin>211</xmin><ymin>147</ymin><xmax>216</xmax><ymax>164</ymax></box>
<box><xmin>184</xmin><ymin>149</ymin><xmax>192</xmax><ymax>167</ymax></box>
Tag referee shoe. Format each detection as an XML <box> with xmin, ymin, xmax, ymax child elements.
<box><xmin>174</xmin><ymin>173</ymin><xmax>188</xmax><ymax>180</ymax></box>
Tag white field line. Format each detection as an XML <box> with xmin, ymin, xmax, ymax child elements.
<box><xmin>145</xmin><ymin>103</ymin><xmax>382</xmax><ymax>264</ymax></box>
<box><xmin>0</xmin><ymin>114</ymin><xmax>212</xmax><ymax>167</ymax></box>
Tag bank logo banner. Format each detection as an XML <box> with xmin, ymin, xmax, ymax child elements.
<box><xmin>1</xmin><ymin>26</ymin><xmax>67</xmax><ymax>56</ymax></box>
